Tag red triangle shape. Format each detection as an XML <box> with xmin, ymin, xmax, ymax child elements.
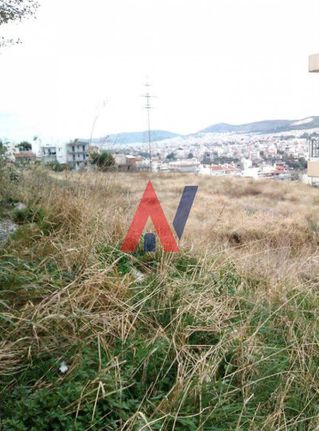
<box><xmin>121</xmin><ymin>181</ymin><xmax>179</xmax><ymax>252</ymax></box>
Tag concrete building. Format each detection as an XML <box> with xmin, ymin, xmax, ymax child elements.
<box><xmin>56</xmin><ymin>145</ymin><xmax>68</xmax><ymax>165</ymax></box>
<box><xmin>240</xmin><ymin>157</ymin><xmax>252</xmax><ymax>170</ymax></box>
<box><xmin>242</xmin><ymin>167</ymin><xmax>259</xmax><ymax>179</ymax></box>
<box><xmin>33</xmin><ymin>136</ymin><xmax>68</xmax><ymax>165</ymax></box>
<box><xmin>15</xmin><ymin>151</ymin><xmax>36</xmax><ymax>163</ymax></box>
<box><xmin>114</xmin><ymin>154</ymin><xmax>140</xmax><ymax>171</ymax></box>
<box><xmin>66</xmin><ymin>139</ymin><xmax>89</xmax><ymax>170</ymax></box>
<box><xmin>41</xmin><ymin>146</ymin><xmax>57</xmax><ymax>163</ymax></box>
<box><xmin>167</xmin><ymin>159</ymin><xmax>200</xmax><ymax>173</ymax></box>
<box><xmin>41</xmin><ymin>144</ymin><xmax>67</xmax><ymax>165</ymax></box>
<box><xmin>210</xmin><ymin>164</ymin><xmax>240</xmax><ymax>176</ymax></box>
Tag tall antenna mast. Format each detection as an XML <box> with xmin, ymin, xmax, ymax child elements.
<box><xmin>144</xmin><ymin>80</ymin><xmax>154</xmax><ymax>172</ymax></box>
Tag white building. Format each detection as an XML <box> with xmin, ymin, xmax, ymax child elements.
<box><xmin>168</xmin><ymin>159</ymin><xmax>200</xmax><ymax>173</ymax></box>
<box><xmin>242</xmin><ymin>167</ymin><xmax>259</xmax><ymax>179</ymax></box>
<box><xmin>32</xmin><ymin>136</ymin><xmax>68</xmax><ymax>165</ymax></box>
<box><xmin>41</xmin><ymin>145</ymin><xmax>67</xmax><ymax>164</ymax></box>
<box><xmin>240</xmin><ymin>157</ymin><xmax>252</xmax><ymax>170</ymax></box>
<box><xmin>41</xmin><ymin>146</ymin><xmax>57</xmax><ymax>163</ymax></box>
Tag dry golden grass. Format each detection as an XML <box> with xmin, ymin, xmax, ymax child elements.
<box><xmin>1</xmin><ymin>168</ymin><xmax>319</xmax><ymax>430</ymax></box>
<box><xmin>46</xmin><ymin>169</ymin><xmax>319</xmax><ymax>284</ymax></box>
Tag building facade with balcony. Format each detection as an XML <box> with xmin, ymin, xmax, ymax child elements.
<box><xmin>66</xmin><ymin>139</ymin><xmax>89</xmax><ymax>170</ymax></box>
<box><xmin>41</xmin><ymin>146</ymin><xmax>57</xmax><ymax>163</ymax></box>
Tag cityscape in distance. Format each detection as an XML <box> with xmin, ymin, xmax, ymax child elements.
<box><xmin>3</xmin><ymin>115</ymin><xmax>318</xmax><ymax>182</ymax></box>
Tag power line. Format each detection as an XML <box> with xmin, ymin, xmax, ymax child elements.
<box><xmin>143</xmin><ymin>81</ymin><xmax>155</xmax><ymax>172</ymax></box>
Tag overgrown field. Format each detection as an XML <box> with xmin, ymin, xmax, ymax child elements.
<box><xmin>0</xmin><ymin>168</ymin><xmax>319</xmax><ymax>430</ymax></box>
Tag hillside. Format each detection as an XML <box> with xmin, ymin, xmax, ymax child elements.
<box><xmin>0</xmin><ymin>169</ymin><xmax>319</xmax><ymax>430</ymax></box>
<box><xmin>199</xmin><ymin>116</ymin><xmax>319</xmax><ymax>135</ymax></box>
<box><xmin>95</xmin><ymin>130</ymin><xmax>181</xmax><ymax>146</ymax></box>
<box><xmin>3</xmin><ymin>116</ymin><xmax>318</xmax><ymax>145</ymax></box>
<box><xmin>88</xmin><ymin>117</ymin><xmax>319</xmax><ymax>147</ymax></box>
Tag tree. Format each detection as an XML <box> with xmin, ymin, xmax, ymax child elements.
<box><xmin>17</xmin><ymin>141</ymin><xmax>32</xmax><ymax>151</ymax></box>
<box><xmin>0</xmin><ymin>0</ymin><xmax>39</xmax><ymax>46</ymax></box>
<box><xmin>90</xmin><ymin>151</ymin><xmax>115</xmax><ymax>171</ymax></box>
<box><xmin>0</xmin><ymin>140</ymin><xmax>7</xmax><ymax>161</ymax></box>
<box><xmin>202</xmin><ymin>152</ymin><xmax>212</xmax><ymax>165</ymax></box>
<box><xmin>0</xmin><ymin>0</ymin><xmax>38</xmax><ymax>25</ymax></box>
<box><xmin>0</xmin><ymin>141</ymin><xmax>8</xmax><ymax>183</ymax></box>
<box><xmin>298</xmin><ymin>157</ymin><xmax>307</xmax><ymax>170</ymax></box>
<box><xmin>166</xmin><ymin>152</ymin><xmax>176</xmax><ymax>161</ymax></box>
<box><xmin>138</xmin><ymin>151</ymin><xmax>150</xmax><ymax>159</ymax></box>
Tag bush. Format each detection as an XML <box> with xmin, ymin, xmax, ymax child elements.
<box><xmin>90</xmin><ymin>151</ymin><xmax>115</xmax><ymax>171</ymax></box>
<box><xmin>46</xmin><ymin>161</ymin><xmax>69</xmax><ymax>172</ymax></box>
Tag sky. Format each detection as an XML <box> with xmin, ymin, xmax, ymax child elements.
<box><xmin>0</xmin><ymin>0</ymin><xmax>319</xmax><ymax>142</ymax></box>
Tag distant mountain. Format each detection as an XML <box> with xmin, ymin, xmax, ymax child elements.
<box><xmin>199</xmin><ymin>117</ymin><xmax>319</xmax><ymax>135</ymax></box>
<box><xmin>90</xmin><ymin>117</ymin><xmax>319</xmax><ymax>146</ymax></box>
<box><xmin>95</xmin><ymin>130</ymin><xmax>180</xmax><ymax>145</ymax></box>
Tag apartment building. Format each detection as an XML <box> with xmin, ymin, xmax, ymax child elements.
<box><xmin>66</xmin><ymin>139</ymin><xmax>89</xmax><ymax>170</ymax></box>
<box><xmin>41</xmin><ymin>146</ymin><xmax>57</xmax><ymax>163</ymax></box>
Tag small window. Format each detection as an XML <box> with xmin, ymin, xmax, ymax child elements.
<box><xmin>310</xmin><ymin>139</ymin><xmax>319</xmax><ymax>158</ymax></box>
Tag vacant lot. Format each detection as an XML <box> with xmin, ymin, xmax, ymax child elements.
<box><xmin>0</xmin><ymin>168</ymin><xmax>319</xmax><ymax>430</ymax></box>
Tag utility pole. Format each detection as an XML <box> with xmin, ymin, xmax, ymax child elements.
<box><xmin>143</xmin><ymin>81</ymin><xmax>154</xmax><ymax>172</ymax></box>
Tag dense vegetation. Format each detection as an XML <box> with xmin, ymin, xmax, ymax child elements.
<box><xmin>90</xmin><ymin>151</ymin><xmax>116</xmax><ymax>171</ymax></box>
<box><xmin>0</xmin><ymin>168</ymin><xmax>319</xmax><ymax>430</ymax></box>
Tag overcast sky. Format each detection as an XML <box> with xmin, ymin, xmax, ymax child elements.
<box><xmin>0</xmin><ymin>0</ymin><xmax>319</xmax><ymax>141</ymax></box>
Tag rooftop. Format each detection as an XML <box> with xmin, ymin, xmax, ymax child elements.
<box><xmin>15</xmin><ymin>151</ymin><xmax>36</xmax><ymax>159</ymax></box>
